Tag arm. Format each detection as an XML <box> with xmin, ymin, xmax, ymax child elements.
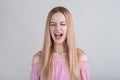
<box><xmin>77</xmin><ymin>48</ymin><xmax>90</xmax><ymax>80</ymax></box>
<box><xmin>80</xmin><ymin>61</ymin><xmax>90</xmax><ymax>80</ymax></box>
<box><xmin>30</xmin><ymin>51</ymin><xmax>41</xmax><ymax>80</ymax></box>
<box><xmin>80</xmin><ymin>54</ymin><xmax>90</xmax><ymax>80</ymax></box>
<box><xmin>30</xmin><ymin>63</ymin><xmax>40</xmax><ymax>80</ymax></box>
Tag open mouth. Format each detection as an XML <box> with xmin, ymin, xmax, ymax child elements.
<box><xmin>54</xmin><ymin>33</ymin><xmax>63</xmax><ymax>39</ymax></box>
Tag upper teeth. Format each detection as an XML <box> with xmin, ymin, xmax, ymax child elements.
<box><xmin>55</xmin><ymin>34</ymin><xmax>60</xmax><ymax>36</ymax></box>
<box><xmin>55</xmin><ymin>33</ymin><xmax>62</xmax><ymax>36</ymax></box>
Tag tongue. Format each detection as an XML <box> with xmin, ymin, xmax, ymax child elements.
<box><xmin>56</xmin><ymin>35</ymin><xmax>61</xmax><ymax>39</ymax></box>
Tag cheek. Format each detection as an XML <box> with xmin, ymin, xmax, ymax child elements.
<box><xmin>63</xmin><ymin>26</ymin><xmax>67</xmax><ymax>33</ymax></box>
<box><xmin>50</xmin><ymin>27</ymin><xmax>54</xmax><ymax>35</ymax></box>
<box><xmin>50</xmin><ymin>26</ymin><xmax>53</xmax><ymax>31</ymax></box>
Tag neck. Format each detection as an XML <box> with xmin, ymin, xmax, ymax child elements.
<box><xmin>54</xmin><ymin>43</ymin><xmax>64</xmax><ymax>54</ymax></box>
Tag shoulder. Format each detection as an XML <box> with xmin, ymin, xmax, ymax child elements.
<box><xmin>32</xmin><ymin>50</ymin><xmax>43</xmax><ymax>64</ymax></box>
<box><xmin>77</xmin><ymin>48</ymin><xmax>89</xmax><ymax>62</ymax></box>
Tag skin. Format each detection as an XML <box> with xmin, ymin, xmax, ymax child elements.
<box><xmin>49</xmin><ymin>12</ymin><xmax>67</xmax><ymax>55</ymax></box>
<box><xmin>32</xmin><ymin>12</ymin><xmax>89</xmax><ymax>64</ymax></box>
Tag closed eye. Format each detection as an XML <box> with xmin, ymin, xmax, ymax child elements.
<box><xmin>50</xmin><ymin>23</ymin><xmax>56</xmax><ymax>26</ymax></box>
<box><xmin>61</xmin><ymin>24</ymin><xmax>66</xmax><ymax>26</ymax></box>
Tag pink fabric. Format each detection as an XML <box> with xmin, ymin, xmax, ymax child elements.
<box><xmin>30</xmin><ymin>64</ymin><xmax>40</xmax><ymax>80</ymax></box>
<box><xmin>30</xmin><ymin>57</ymin><xmax>90</xmax><ymax>80</ymax></box>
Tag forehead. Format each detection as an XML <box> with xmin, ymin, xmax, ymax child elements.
<box><xmin>50</xmin><ymin>12</ymin><xmax>66</xmax><ymax>22</ymax></box>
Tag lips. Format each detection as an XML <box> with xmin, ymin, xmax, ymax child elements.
<box><xmin>54</xmin><ymin>33</ymin><xmax>63</xmax><ymax>39</ymax></box>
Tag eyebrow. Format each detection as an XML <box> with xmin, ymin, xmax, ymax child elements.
<box><xmin>50</xmin><ymin>21</ymin><xmax>66</xmax><ymax>23</ymax></box>
<box><xmin>50</xmin><ymin>22</ymin><xmax>56</xmax><ymax>24</ymax></box>
<box><xmin>60</xmin><ymin>21</ymin><xmax>66</xmax><ymax>23</ymax></box>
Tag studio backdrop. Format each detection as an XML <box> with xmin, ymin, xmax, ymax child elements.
<box><xmin>0</xmin><ymin>0</ymin><xmax>120</xmax><ymax>80</ymax></box>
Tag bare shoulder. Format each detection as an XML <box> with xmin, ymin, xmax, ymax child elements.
<box><xmin>80</xmin><ymin>53</ymin><xmax>89</xmax><ymax>62</ymax></box>
<box><xmin>32</xmin><ymin>50</ymin><xmax>43</xmax><ymax>64</ymax></box>
<box><xmin>77</xmin><ymin>48</ymin><xmax>89</xmax><ymax>62</ymax></box>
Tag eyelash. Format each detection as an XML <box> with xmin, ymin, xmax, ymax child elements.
<box><xmin>61</xmin><ymin>24</ymin><xmax>66</xmax><ymax>26</ymax></box>
<box><xmin>50</xmin><ymin>24</ymin><xmax>56</xmax><ymax>26</ymax></box>
<box><xmin>50</xmin><ymin>24</ymin><xmax>66</xmax><ymax>26</ymax></box>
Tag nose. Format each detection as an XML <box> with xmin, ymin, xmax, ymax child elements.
<box><xmin>56</xmin><ymin>24</ymin><xmax>61</xmax><ymax>30</ymax></box>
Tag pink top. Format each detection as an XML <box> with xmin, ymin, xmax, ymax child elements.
<box><xmin>30</xmin><ymin>57</ymin><xmax>90</xmax><ymax>80</ymax></box>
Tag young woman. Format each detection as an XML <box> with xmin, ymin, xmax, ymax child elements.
<box><xmin>30</xmin><ymin>6</ymin><xmax>90</xmax><ymax>80</ymax></box>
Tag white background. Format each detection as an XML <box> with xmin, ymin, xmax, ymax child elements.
<box><xmin>0</xmin><ymin>0</ymin><xmax>120</xmax><ymax>80</ymax></box>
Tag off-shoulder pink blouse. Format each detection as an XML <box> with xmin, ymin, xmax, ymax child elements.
<box><xmin>30</xmin><ymin>57</ymin><xmax>90</xmax><ymax>80</ymax></box>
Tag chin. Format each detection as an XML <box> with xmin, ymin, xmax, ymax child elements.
<box><xmin>54</xmin><ymin>40</ymin><xmax>64</xmax><ymax>44</ymax></box>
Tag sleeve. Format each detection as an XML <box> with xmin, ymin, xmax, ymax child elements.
<box><xmin>80</xmin><ymin>61</ymin><xmax>90</xmax><ymax>80</ymax></box>
<box><xmin>30</xmin><ymin>64</ymin><xmax>40</xmax><ymax>80</ymax></box>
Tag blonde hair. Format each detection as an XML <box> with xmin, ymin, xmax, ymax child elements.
<box><xmin>39</xmin><ymin>6</ymin><xmax>81</xmax><ymax>80</ymax></box>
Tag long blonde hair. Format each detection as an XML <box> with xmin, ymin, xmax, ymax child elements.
<box><xmin>39</xmin><ymin>6</ymin><xmax>80</xmax><ymax>80</ymax></box>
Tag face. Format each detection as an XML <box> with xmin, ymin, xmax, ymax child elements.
<box><xmin>49</xmin><ymin>12</ymin><xmax>67</xmax><ymax>44</ymax></box>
